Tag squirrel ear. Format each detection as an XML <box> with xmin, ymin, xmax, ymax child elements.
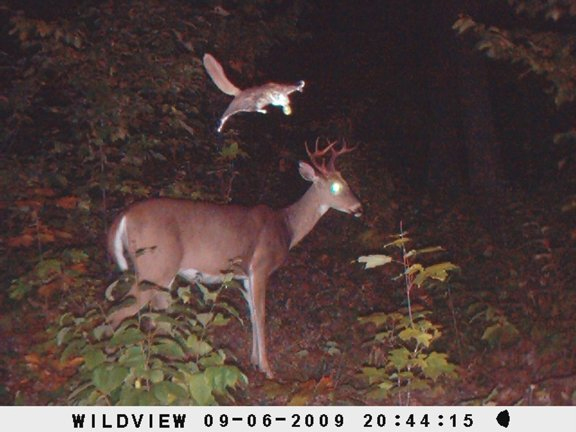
<box><xmin>298</xmin><ymin>162</ymin><xmax>318</xmax><ymax>182</ymax></box>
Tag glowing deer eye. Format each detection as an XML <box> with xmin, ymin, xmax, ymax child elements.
<box><xmin>330</xmin><ymin>181</ymin><xmax>343</xmax><ymax>195</ymax></box>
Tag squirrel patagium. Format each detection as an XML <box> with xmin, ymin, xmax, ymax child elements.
<box><xmin>203</xmin><ymin>53</ymin><xmax>305</xmax><ymax>132</ymax></box>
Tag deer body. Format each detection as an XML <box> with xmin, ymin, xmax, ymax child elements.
<box><xmin>203</xmin><ymin>53</ymin><xmax>305</xmax><ymax>132</ymax></box>
<box><xmin>107</xmin><ymin>141</ymin><xmax>362</xmax><ymax>378</ymax></box>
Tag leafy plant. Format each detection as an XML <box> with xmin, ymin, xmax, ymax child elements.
<box><xmin>57</xmin><ymin>277</ymin><xmax>247</xmax><ymax>405</ymax></box>
<box><xmin>358</xmin><ymin>309</ymin><xmax>457</xmax><ymax>403</ymax></box>
<box><xmin>469</xmin><ymin>304</ymin><xmax>520</xmax><ymax>348</ymax></box>
<box><xmin>356</xmin><ymin>227</ymin><xmax>459</xmax><ymax>404</ymax></box>
<box><xmin>454</xmin><ymin>0</ymin><xmax>576</xmax><ymax>106</ymax></box>
<box><xmin>357</xmin><ymin>228</ymin><xmax>458</xmax><ymax>323</ymax></box>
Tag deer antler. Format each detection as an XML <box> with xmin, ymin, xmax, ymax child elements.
<box><xmin>305</xmin><ymin>138</ymin><xmax>358</xmax><ymax>174</ymax></box>
<box><xmin>327</xmin><ymin>139</ymin><xmax>358</xmax><ymax>171</ymax></box>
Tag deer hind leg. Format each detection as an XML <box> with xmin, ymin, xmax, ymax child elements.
<box><xmin>107</xmin><ymin>282</ymin><xmax>159</xmax><ymax>329</ymax></box>
<box><xmin>243</xmin><ymin>272</ymin><xmax>273</xmax><ymax>378</ymax></box>
<box><xmin>107</xmin><ymin>246</ymin><xmax>178</xmax><ymax>328</ymax></box>
<box><xmin>107</xmin><ymin>280</ymin><xmax>173</xmax><ymax>329</ymax></box>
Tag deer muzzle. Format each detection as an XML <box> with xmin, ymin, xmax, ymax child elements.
<box><xmin>351</xmin><ymin>203</ymin><xmax>363</xmax><ymax>218</ymax></box>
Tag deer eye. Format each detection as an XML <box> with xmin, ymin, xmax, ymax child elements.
<box><xmin>330</xmin><ymin>181</ymin><xmax>343</xmax><ymax>195</ymax></box>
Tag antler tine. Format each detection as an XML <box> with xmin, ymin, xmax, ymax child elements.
<box><xmin>305</xmin><ymin>138</ymin><xmax>338</xmax><ymax>174</ymax></box>
<box><xmin>328</xmin><ymin>138</ymin><xmax>358</xmax><ymax>171</ymax></box>
<box><xmin>305</xmin><ymin>138</ymin><xmax>356</xmax><ymax>174</ymax></box>
<box><xmin>305</xmin><ymin>137</ymin><xmax>338</xmax><ymax>157</ymax></box>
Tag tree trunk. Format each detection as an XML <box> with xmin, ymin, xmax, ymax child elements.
<box><xmin>425</xmin><ymin>0</ymin><xmax>505</xmax><ymax>194</ymax></box>
<box><xmin>425</xmin><ymin>3</ymin><xmax>466</xmax><ymax>192</ymax></box>
<box><xmin>456</xmin><ymin>0</ymin><xmax>505</xmax><ymax>193</ymax></box>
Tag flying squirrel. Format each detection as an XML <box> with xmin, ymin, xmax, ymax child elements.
<box><xmin>203</xmin><ymin>53</ymin><xmax>305</xmax><ymax>132</ymax></box>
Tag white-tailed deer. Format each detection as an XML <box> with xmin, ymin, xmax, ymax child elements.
<box><xmin>203</xmin><ymin>53</ymin><xmax>305</xmax><ymax>132</ymax></box>
<box><xmin>107</xmin><ymin>140</ymin><xmax>362</xmax><ymax>378</ymax></box>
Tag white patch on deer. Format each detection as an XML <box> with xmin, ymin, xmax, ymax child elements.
<box><xmin>178</xmin><ymin>269</ymin><xmax>219</xmax><ymax>284</ymax></box>
<box><xmin>318</xmin><ymin>204</ymin><xmax>329</xmax><ymax>215</ymax></box>
<box><xmin>114</xmin><ymin>215</ymin><xmax>129</xmax><ymax>271</ymax></box>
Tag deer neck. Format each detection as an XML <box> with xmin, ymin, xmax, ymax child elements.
<box><xmin>282</xmin><ymin>184</ymin><xmax>328</xmax><ymax>249</ymax></box>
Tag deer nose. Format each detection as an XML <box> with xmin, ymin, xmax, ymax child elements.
<box><xmin>352</xmin><ymin>204</ymin><xmax>363</xmax><ymax>218</ymax></box>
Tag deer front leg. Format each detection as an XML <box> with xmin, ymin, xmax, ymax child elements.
<box><xmin>243</xmin><ymin>273</ymin><xmax>273</xmax><ymax>378</ymax></box>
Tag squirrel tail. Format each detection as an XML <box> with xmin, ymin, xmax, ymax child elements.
<box><xmin>203</xmin><ymin>54</ymin><xmax>241</xmax><ymax>96</ymax></box>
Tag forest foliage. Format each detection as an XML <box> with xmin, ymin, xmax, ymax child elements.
<box><xmin>454</xmin><ymin>0</ymin><xmax>576</xmax><ymax>153</ymax></box>
<box><xmin>2</xmin><ymin>0</ymin><xmax>305</xmax><ymax>404</ymax></box>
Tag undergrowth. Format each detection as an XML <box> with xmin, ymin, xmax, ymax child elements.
<box><xmin>356</xmin><ymin>226</ymin><xmax>459</xmax><ymax>404</ymax></box>
<box><xmin>57</xmin><ymin>274</ymin><xmax>247</xmax><ymax>405</ymax></box>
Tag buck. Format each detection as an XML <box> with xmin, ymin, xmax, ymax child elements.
<box><xmin>107</xmin><ymin>140</ymin><xmax>362</xmax><ymax>378</ymax></box>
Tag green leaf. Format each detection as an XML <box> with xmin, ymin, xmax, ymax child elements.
<box><xmin>36</xmin><ymin>259</ymin><xmax>62</xmax><ymax>278</ymax></box>
<box><xmin>415</xmin><ymin>331</ymin><xmax>434</xmax><ymax>348</ymax></box>
<box><xmin>412</xmin><ymin>262</ymin><xmax>458</xmax><ymax>287</ymax></box>
<box><xmin>405</xmin><ymin>377</ymin><xmax>431</xmax><ymax>391</ymax></box>
<box><xmin>482</xmin><ymin>323</ymin><xmax>502</xmax><ymax>345</ymax></box>
<box><xmin>186</xmin><ymin>372</ymin><xmax>216</xmax><ymax>405</ymax></box>
<box><xmin>110</xmin><ymin>327</ymin><xmax>145</xmax><ymax>347</ymax></box>
<box><xmin>118</xmin><ymin>387</ymin><xmax>144</xmax><ymax>405</ymax></box>
<box><xmin>67</xmin><ymin>381</ymin><xmax>95</xmax><ymax>405</ymax></box>
<box><xmin>383</xmin><ymin>237</ymin><xmax>411</xmax><ymax>249</ymax></box>
<box><xmin>56</xmin><ymin>326</ymin><xmax>72</xmax><ymax>346</ymax></box>
<box><xmin>92</xmin><ymin>365</ymin><xmax>129</xmax><ymax>394</ymax></box>
<box><xmin>198</xmin><ymin>351</ymin><xmax>226</xmax><ymax>368</ymax></box>
<box><xmin>84</xmin><ymin>349</ymin><xmax>106</xmax><ymax>370</ymax></box>
<box><xmin>149</xmin><ymin>369</ymin><xmax>165</xmax><ymax>384</ymax></box>
<box><xmin>357</xmin><ymin>254</ymin><xmax>393</xmax><ymax>269</ymax></box>
<box><xmin>366</xmin><ymin>384</ymin><xmax>393</xmax><ymax>400</ymax></box>
<box><xmin>377</xmin><ymin>379</ymin><xmax>395</xmax><ymax>391</ymax></box>
<box><xmin>411</xmin><ymin>246</ymin><xmax>445</xmax><ymax>256</ymax></box>
<box><xmin>398</xmin><ymin>327</ymin><xmax>421</xmax><ymax>342</ymax></box>
<box><xmin>92</xmin><ymin>324</ymin><xmax>110</xmax><ymax>341</ymax></box>
<box><xmin>205</xmin><ymin>365</ymin><xmax>247</xmax><ymax>393</ymax></box>
<box><xmin>177</xmin><ymin>286</ymin><xmax>192</xmax><ymax>304</ymax></box>
<box><xmin>195</xmin><ymin>283</ymin><xmax>219</xmax><ymax>303</ymax></box>
<box><xmin>358</xmin><ymin>312</ymin><xmax>389</xmax><ymax>327</ymax></box>
<box><xmin>481</xmin><ymin>321</ymin><xmax>519</xmax><ymax>346</ymax></box>
<box><xmin>405</xmin><ymin>263</ymin><xmax>424</xmax><ymax>276</ymax></box>
<box><xmin>196</xmin><ymin>312</ymin><xmax>214</xmax><ymax>327</ymax></box>
<box><xmin>60</xmin><ymin>338</ymin><xmax>85</xmax><ymax>362</ymax></box>
<box><xmin>396</xmin><ymin>370</ymin><xmax>414</xmax><ymax>380</ymax></box>
<box><xmin>119</xmin><ymin>346</ymin><xmax>146</xmax><ymax>367</ymax></box>
<box><xmin>211</xmin><ymin>312</ymin><xmax>232</xmax><ymax>327</ymax></box>
<box><xmin>85</xmin><ymin>389</ymin><xmax>108</xmax><ymax>405</ymax></box>
<box><xmin>58</xmin><ymin>312</ymin><xmax>75</xmax><ymax>327</ymax></box>
<box><xmin>154</xmin><ymin>341</ymin><xmax>186</xmax><ymax>359</ymax></box>
<box><xmin>137</xmin><ymin>391</ymin><xmax>161</xmax><ymax>406</ymax></box>
<box><xmin>152</xmin><ymin>381</ymin><xmax>187</xmax><ymax>405</ymax></box>
<box><xmin>374</xmin><ymin>330</ymin><xmax>392</xmax><ymax>342</ymax></box>
<box><xmin>219</xmin><ymin>142</ymin><xmax>248</xmax><ymax>160</ymax></box>
<box><xmin>186</xmin><ymin>334</ymin><xmax>213</xmax><ymax>357</ymax></box>
<box><xmin>388</xmin><ymin>348</ymin><xmax>410</xmax><ymax>370</ymax></box>
<box><xmin>67</xmin><ymin>249</ymin><xmax>89</xmax><ymax>262</ymax></box>
<box><xmin>360</xmin><ymin>367</ymin><xmax>390</xmax><ymax>385</ymax></box>
<box><xmin>422</xmin><ymin>352</ymin><xmax>456</xmax><ymax>381</ymax></box>
<box><xmin>8</xmin><ymin>278</ymin><xmax>32</xmax><ymax>301</ymax></box>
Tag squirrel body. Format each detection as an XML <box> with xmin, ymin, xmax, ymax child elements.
<box><xmin>203</xmin><ymin>53</ymin><xmax>305</xmax><ymax>132</ymax></box>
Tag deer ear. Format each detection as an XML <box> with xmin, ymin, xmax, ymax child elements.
<box><xmin>298</xmin><ymin>161</ymin><xmax>318</xmax><ymax>182</ymax></box>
